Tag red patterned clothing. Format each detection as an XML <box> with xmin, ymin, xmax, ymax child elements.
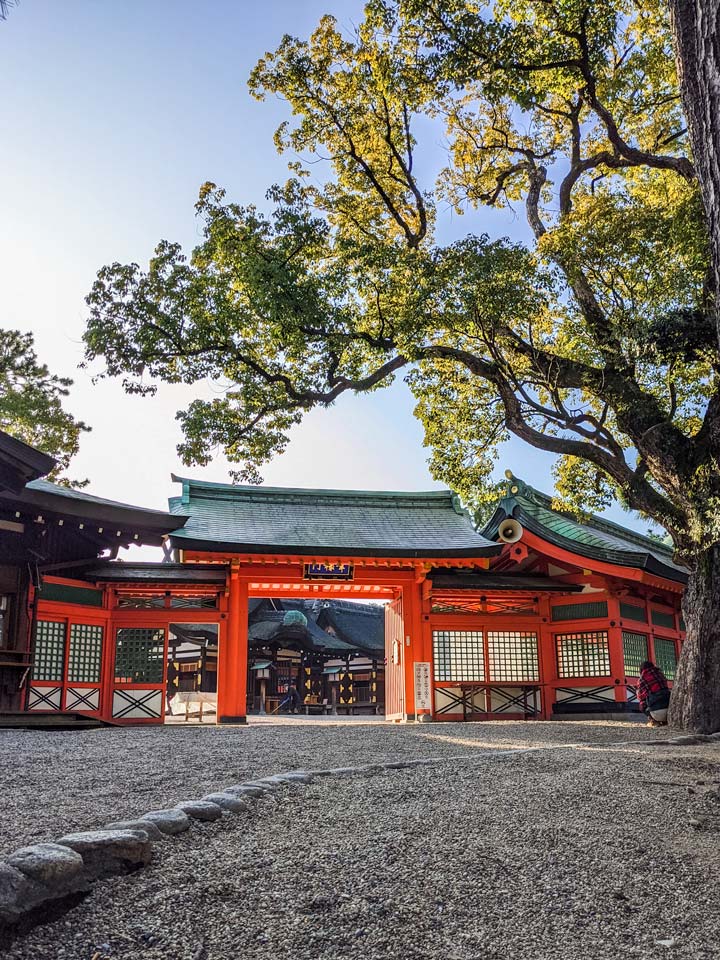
<box><xmin>636</xmin><ymin>663</ymin><xmax>669</xmax><ymax>711</ymax></box>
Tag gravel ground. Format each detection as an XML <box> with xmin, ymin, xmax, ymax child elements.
<box><xmin>0</xmin><ymin>718</ymin><xmax>660</xmax><ymax>854</ymax></box>
<box><xmin>2</xmin><ymin>720</ymin><xmax>719</xmax><ymax>960</ymax></box>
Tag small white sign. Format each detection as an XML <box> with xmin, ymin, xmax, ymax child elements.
<box><xmin>414</xmin><ymin>661</ymin><xmax>432</xmax><ymax>712</ymax></box>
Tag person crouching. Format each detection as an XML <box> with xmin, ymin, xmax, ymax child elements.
<box><xmin>636</xmin><ymin>660</ymin><xmax>671</xmax><ymax>726</ymax></box>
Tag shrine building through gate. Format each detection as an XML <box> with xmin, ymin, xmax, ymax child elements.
<box><xmin>1</xmin><ymin>430</ymin><xmax>688</xmax><ymax>726</ymax></box>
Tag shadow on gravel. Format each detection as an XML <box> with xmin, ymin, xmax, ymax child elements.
<box><xmin>0</xmin><ymin>892</ymin><xmax>89</xmax><ymax>950</ymax></box>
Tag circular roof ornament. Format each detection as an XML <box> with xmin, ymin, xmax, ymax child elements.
<box><xmin>283</xmin><ymin>610</ymin><xmax>308</xmax><ymax>627</ymax></box>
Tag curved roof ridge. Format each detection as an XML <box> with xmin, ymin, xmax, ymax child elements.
<box><xmin>507</xmin><ymin>475</ymin><xmax>675</xmax><ymax>557</ymax></box>
<box><xmin>171</xmin><ymin>474</ymin><xmax>456</xmax><ymax>503</ymax></box>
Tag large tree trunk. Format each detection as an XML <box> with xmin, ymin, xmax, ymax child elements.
<box><xmin>669</xmin><ymin>545</ymin><xmax>720</xmax><ymax>732</ymax></box>
<box><xmin>669</xmin><ymin>1</ymin><xmax>720</xmax><ymax>330</ymax></box>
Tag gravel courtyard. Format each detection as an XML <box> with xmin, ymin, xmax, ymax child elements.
<box><xmin>1</xmin><ymin>719</ymin><xmax>719</xmax><ymax>960</ymax></box>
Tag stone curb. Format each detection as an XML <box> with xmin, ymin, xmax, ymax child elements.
<box><xmin>0</xmin><ymin>748</ymin><xmax>531</xmax><ymax>928</ymax></box>
<box><xmin>2</xmin><ymin>735</ymin><xmax>718</xmax><ymax>928</ymax></box>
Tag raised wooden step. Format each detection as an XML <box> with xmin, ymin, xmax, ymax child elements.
<box><xmin>0</xmin><ymin>711</ymin><xmax>107</xmax><ymax>730</ymax></box>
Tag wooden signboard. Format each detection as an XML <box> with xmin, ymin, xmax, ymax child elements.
<box><xmin>414</xmin><ymin>661</ymin><xmax>432</xmax><ymax>712</ymax></box>
<box><xmin>303</xmin><ymin>563</ymin><xmax>354</xmax><ymax>581</ymax></box>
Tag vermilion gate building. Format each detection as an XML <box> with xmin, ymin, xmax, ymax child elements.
<box><xmin>1</xmin><ymin>439</ymin><xmax>686</xmax><ymax>725</ymax></box>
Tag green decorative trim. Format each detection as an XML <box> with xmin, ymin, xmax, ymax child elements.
<box><xmin>619</xmin><ymin>602</ymin><xmax>647</xmax><ymax>623</ymax></box>
<box><xmin>551</xmin><ymin>601</ymin><xmax>608</xmax><ymax>622</ymax></box>
<box><xmin>39</xmin><ymin>582</ymin><xmax>103</xmax><ymax>608</ymax></box>
<box><xmin>651</xmin><ymin>609</ymin><xmax>675</xmax><ymax>630</ymax></box>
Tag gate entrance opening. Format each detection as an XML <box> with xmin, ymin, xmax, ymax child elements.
<box><xmin>245</xmin><ymin>597</ymin><xmax>386</xmax><ymax>717</ymax></box>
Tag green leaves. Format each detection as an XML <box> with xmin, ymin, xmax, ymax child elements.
<box><xmin>250</xmin><ymin>15</ymin><xmax>432</xmax><ymax>249</ymax></box>
<box><xmin>0</xmin><ymin>329</ymin><xmax>89</xmax><ymax>485</ymax></box>
<box><xmin>83</xmin><ymin>0</ymin><xmax>720</xmax><ymax>552</ymax></box>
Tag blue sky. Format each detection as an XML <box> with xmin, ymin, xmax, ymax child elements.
<box><xmin>0</xmin><ymin>0</ymin><xmax>642</xmax><ymax>543</ymax></box>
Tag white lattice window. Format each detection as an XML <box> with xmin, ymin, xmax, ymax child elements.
<box><xmin>487</xmin><ymin>631</ymin><xmax>539</xmax><ymax>682</ymax></box>
<box><xmin>556</xmin><ymin>631</ymin><xmax>610</xmax><ymax>678</ymax></box>
<box><xmin>433</xmin><ymin>630</ymin><xmax>485</xmax><ymax>682</ymax></box>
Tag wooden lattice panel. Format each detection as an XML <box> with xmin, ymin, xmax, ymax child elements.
<box><xmin>114</xmin><ymin>628</ymin><xmax>165</xmax><ymax>683</ymax></box>
<box><xmin>622</xmin><ymin>630</ymin><xmax>648</xmax><ymax>677</ymax></box>
<box><xmin>32</xmin><ymin>620</ymin><xmax>66</xmax><ymax>681</ymax></box>
<box><xmin>654</xmin><ymin>637</ymin><xmax>678</xmax><ymax>679</ymax></box>
<box><xmin>68</xmin><ymin>623</ymin><xmax>103</xmax><ymax>683</ymax></box>
<box><xmin>432</xmin><ymin>630</ymin><xmax>485</xmax><ymax>682</ymax></box>
<box><xmin>555</xmin><ymin>631</ymin><xmax>610</xmax><ymax>678</ymax></box>
<box><xmin>487</xmin><ymin>631</ymin><xmax>539</xmax><ymax>682</ymax></box>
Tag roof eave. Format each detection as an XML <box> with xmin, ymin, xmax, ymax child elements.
<box><xmin>0</xmin><ymin>430</ymin><xmax>57</xmax><ymax>493</ymax></box>
<box><xmin>1</xmin><ymin>485</ymin><xmax>188</xmax><ymax>534</ymax></box>
<box><xmin>170</xmin><ymin>473</ymin><xmax>457</xmax><ymax>504</ymax></box>
<box><xmin>169</xmin><ymin>534</ymin><xmax>502</xmax><ymax>559</ymax></box>
<box><xmin>516</xmin><ymin>510</ymin><xmax>688</xmax><ymax>584</ymax></box>
<box><xmin>80</xmin><ymin>561</ymin><xmax>229</xmax><ymax>585</ymax></box>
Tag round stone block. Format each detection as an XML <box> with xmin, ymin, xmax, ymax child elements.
<box><xmin>223</xmin><ymin>785</ymin><xmax>265</xmax><ymax>799</ymax></box>
<box><xmin>201</xmin><ymin>792</ymin><xmax>250</xmax><ymax>813</ymax></box>
<box><xmin>0</xmin><ymin>862</ymin><xmax>46</xmax><ymax>924</ymax></box>
<box><xmin>141</xmin><ymin>809</ymin><xmax>191</xmax><ymax>835</ymax></box>
<box><xmin>104</xmin><ymin>818</ymin><xmax>164</xmax><ymax>841</ymax></box>
<box><xmin>56</xmin><ymin>829</ymin><xmax>153</xmax><ymax>878</ymax></box>
<box><xmin>174</xmin><ymin>800</ymin><xmax>223</xmax><ymax>822</ymax></box>
<box><xmin>6</xmin><ymin>843</ymin><xmax>85</xmax><ymax>886</ymax></box>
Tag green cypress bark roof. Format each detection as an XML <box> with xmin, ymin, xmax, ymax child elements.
<box><xmin>168</xmin><ymin>476</ymin><xmax>501</xmax><ymax>558</ymax></box>
<box><xmin>482</xmin><ymin>475</ymin><xmax>687</xmax><ymax>583</ymax></box>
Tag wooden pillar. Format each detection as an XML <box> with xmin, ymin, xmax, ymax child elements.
<box><xmin>402</xmin><ymin>581</ymin><xmax>430</xmax><ymax>722</ymax></box>
<box><xmin>420</xmin><ymin>578</ymin><xmax>434</xmax><ymax>720</ymax></box>
<box><xmin>217</xmin><ymin>566</ymin><xmax>248</xmax><ymax>724</ymax></box>
<box><xmin>606</xmin><ymin>594</ymin><xmax>627</xmax><ymax>705</ymax></box>
<box><xmin>537</xmin><ymin>596</ymin><xmax>555</xmax><ymax>720</ymax></box>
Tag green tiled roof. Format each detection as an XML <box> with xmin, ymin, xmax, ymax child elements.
<box><xmin>168</xmin><ymin>476</ymin><xmax>500</xmax><ymax>558</ymax></box>
<box><xmin>482</xmin><ymin>475</ymin><xmax>687</xmax><ymax>583</ymax></box>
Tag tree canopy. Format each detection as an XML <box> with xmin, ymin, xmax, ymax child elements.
<box><xmin>84</xmin><ymin>0</ymin><xmax>714</xmax><ymax>556</ymax></box>
<box><xmin>0</xmin><ymin>329</ymin><xmax>89</xmax><ymax>484</ymax></box>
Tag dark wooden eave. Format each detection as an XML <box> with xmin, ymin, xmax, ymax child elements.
<box><xmin>78</xmin><ymin>562</ymin><xmax>228</xmax><ymax>585</ymax></box>
<box><xmin>0</xmin><ymin>481</ymin><xmax>189</xmax><ymax>566</ymax></box>
<box><xmin>0</xmin><ymin>430</ymin><xmax>56</xmax><ymax>494</ymax></box>
<box><xmin>430</xmin><ymin>572</ymin><xmax>583</xmax><ymax>593</ymax></box>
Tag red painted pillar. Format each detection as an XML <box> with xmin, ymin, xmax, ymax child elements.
<box><xmin>402</xmin><ymin>581</ymin><xmax>431</xmax><ymax>722</ymax></box>
<box><xmin>606</xmin><ymin>594</ymin><xmax>627</xmax><ymax>705</ymax></box>
<box><xmin>537</xmin><ymin>596</ymin><xmax>555</xmax><ymax>720</ymax></box>
<box><xmin>217</xmin><ymin>565</ymin><xmax>248</xmax><ymax>724</ymax></box>
<box><xmin>420</xmin><ymin>579</ymin><xmax>435</xmax><ymax>720</ymax></box>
